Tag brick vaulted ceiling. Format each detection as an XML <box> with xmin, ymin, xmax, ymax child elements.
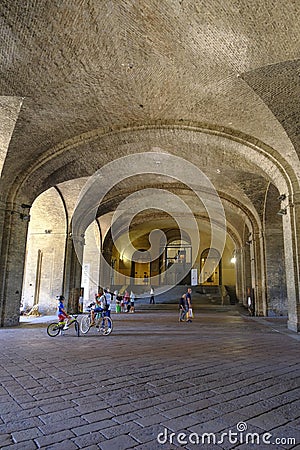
<box><xmin>0</xmin><ymin>0</ymin><xmax>300</xmax><ymax>231</ymax></box>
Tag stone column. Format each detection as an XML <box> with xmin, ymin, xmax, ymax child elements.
<box><xmin>63</xmin><ymin>233</ymin><xmax>84</xmax><ymax>314</ymax></box>
<box><xmin>285</xmin><ymin>193</ymin><xmax>300</xmax><ymax>332</ymax></box>
<box><xmin>253</xmin><ymin>230</ymin><xmax>267</xmax><ymax>316</ymax></box>
<box><xmin>235</xmin><ymin>247</ymin><xmax>244</xmax><ymax>303</ymax></box>
<box><xmin>101</xmin><ymin>247</ymin><xmax>112</xmax><ymax>290</ymax></box>
<box><xmin>0</xmin><ymin>203</ymin><xmax>29</xmax><ymax>326</ymax></box>
<box><xmin>243</xmin><ymin>240</ymin><xmax>252</xmax><ymax>308</ymax></box>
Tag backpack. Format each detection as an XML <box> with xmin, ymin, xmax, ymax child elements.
<box><xmin>102</xmin><ymin>294</ymin><xmax>109</xmax><ymax>311</ymax></box>
<box><xmin>179</xmin><ymin>296</ymin><xmax>185</xmax><ymax>309</ymax></box>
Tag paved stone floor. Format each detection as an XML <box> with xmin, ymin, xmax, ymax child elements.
<box><xmin>0</xmin><ymin>305</ymin><xmax>299</xmax><ymax>450</ymax></box>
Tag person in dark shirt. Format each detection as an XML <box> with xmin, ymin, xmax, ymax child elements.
<box><xmin>186</xmin><ymin>288</ymin><xmax>193</xmax><ymax>322</ymax></box>
<box><xmin>179</xmin><ymin>294</ymin><xmax>188</xmax><ymax>322</ymax></box>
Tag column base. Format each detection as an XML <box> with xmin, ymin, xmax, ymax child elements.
<box><xmin>1</xmin><ymin>315</ymin><xmax>20</xmax><ymax>327</ymax></box>
<box><xmin>287</xmin><ymin>319</ymin><xmax>300</xmax><ymax>333</ymax></box>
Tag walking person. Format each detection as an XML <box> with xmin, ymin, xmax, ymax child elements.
<box><xmin>149</xmin><ymin>286</ymin><xmax>155</xmax><ymax>304</ymax></box>
<box><xmin>186</xmin><ymin>287</ymin><xmax>193</xmax><ymax>322</ymax></box>
<box><xmin>179</xmin><ymin>294</ymin><xmax>188</xmax><ymax>322</ymax></box>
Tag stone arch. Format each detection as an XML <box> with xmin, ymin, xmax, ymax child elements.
<box><xmin>22</xmin><ymin>187</ymin><xmax>67</xmax><ymax>314</ymax></box>
<box><xmin>1</xmin><ymin>124</ymin><xmax>300</xmax><ymax>330</ymax></box>
<box><xmin>8</xmin><ymin>122</ymin><xmax>296</xmax><ymax>205</ymax></box>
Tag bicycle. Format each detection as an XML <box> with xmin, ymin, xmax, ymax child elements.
<box><xmin>80</xmin><ymin>309</ymin><xmax>113</xmax><ymax>336</ymax></box>
<box><xmin>47</xmin><ymin>314</ymin><xmax>80</xmax><ymax>337</ymax></box>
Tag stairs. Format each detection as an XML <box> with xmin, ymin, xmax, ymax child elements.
<box><xmin>195</xmin><ymin>286</ymin><xmax>222</xmax><ymax>304</ymax></box>
<box><xmin>111</xmin><ymin>283</ymin><xmax>237</xmax><ymax>306</ymax></box>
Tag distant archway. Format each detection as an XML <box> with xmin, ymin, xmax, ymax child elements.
<box><xmin>200</xmin><ymin>248</ymin><xmax>221</xmax><ymax>285</ymax></box>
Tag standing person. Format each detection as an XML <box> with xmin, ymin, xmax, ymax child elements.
<box><xmin>78</xmin><ymin>293</ymin><xmax>84</xmax><ymax>313</ymax></box>
<box><xmin>186</xmin><ymin>287</ymin><xmax>193</xmax><ymax>323</ymax></box>
<box><xmin>143</xmin><ymin>272</ymin><xmax>148</xmax><ymax>285</ymax></box>
<box><xmin>57</xmin><ymin>295</ymin><xmax>71</xmax><ymax>330</ymax></box>
<box><xmin>115</xmin><ymin>291</ymin><xmax>122</xmax><ymax>313</ymax></box>
<box><xmin>179</xmin><ymin>294</ymin><xmax>188</xmax><ymax>322</ymax></box>
<box><xmin>104</xmin><ymin>289</ymin><xmax>112</xmax><ymax>317</ymax></box>
<box><xmin>113</xmin><ymin>289</ymin><xmax>118</xmax><ymax>308</ymax></box>
<box><xmin>247</xmin><ymin>288</ymin><xmax>254</xmax><ymax>316</ymax></box>
<box><xmin>123</xmin><ymin>290</ymin><xmax>130</xmax><ymax>312</ymax></box>
<box><xmin>129</xmin><ymin>291</ymin><xmax>135</xmax><ymax>313</ymax></box>
<box><xmin>150</xmin><ymin>286</ymin><xmax>155</xmax><ymax>304</ymax></box>
<box><xmin>105</xmin><ymin>288</ymin><xmax>112</xmax><ymax>304</ymax></box>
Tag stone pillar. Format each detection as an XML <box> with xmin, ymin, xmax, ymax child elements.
<box><xmin>265</xmin><ymin>228</ymin><xmax>287</xmax><ymax>316</ymax></box>
<box><xmin>285</xmin><ymin>193</ymin><xmax>300</xmax><ymax>332</ymax></box>
<box><xmin>63</xmin><ymin>233</ymin><xmax>84</xmax><ymax>314</ymax></box>
<box><xmin>0</xmin><ymin>203</ymin><xmax>29</xmax><ymax>326</ymax></box>
<box><xmin>253</xmin><ymin>230</ymin><xmax>267</xmax><ymax>316</ymax></box>
<box><xmin>235</xmin><ymin>247</ymin><xmax>244</xmax><ymax>303</ymax></box>
<box><xmin>264</xmin><ymin>183</ymin><xmax>287</xmax><ymax>316</ymax></box>
<box><xmin>101</xmin><ymin>247</ymin><xmax>113</xmax><ymax>290</ymax></box>
<box><xmin>243</xmin><ymin>241</ymin><xmax>252</xmax><ymax>308</ymax></box>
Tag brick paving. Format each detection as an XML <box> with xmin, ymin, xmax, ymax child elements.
<box><xmin>0</xmin><ymin>305</ymin><xmax>299</xmax><ymax>450</ymax></box>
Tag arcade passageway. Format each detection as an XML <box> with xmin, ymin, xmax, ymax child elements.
<box><xmin>1</xmin><ymin>1</ymin><xmax>300</xmax><ymax>332</ymax></box>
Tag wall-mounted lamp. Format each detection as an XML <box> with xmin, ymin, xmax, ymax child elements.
<box><xmin>277</xmin><ymin>194</ymin><xmax>286</xmax><ymax>202</ymax></box>
<box><xmin>20</xmin><ymin>213</ymin><xmax>30</xmax><ymax>221</ymax></box>
<box><xmin>230</xmin><ymin>251</ymin><xmax>236</xmax><ymax>264</ymax></box>
<box><xmin>20</xmin><ymin>204</ymin><xmax>31</xmax><ymax>221</ymax></box>
<box><xmin>277</xmin><ymin>208</ymin><xmax>287</xmax><ymax>216</ymax></box>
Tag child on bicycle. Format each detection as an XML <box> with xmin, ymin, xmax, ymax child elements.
<box><xmin>90</xmin><ymin>290</ymin><xmax>109</xmax><ymax>325</ymax></box>
<box><xmin>57</xmin><ymin>295</ymin><xmax>70</xmax><ymax>330</ymax></box>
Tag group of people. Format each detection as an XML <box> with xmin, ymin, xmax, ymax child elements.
<box><xmin>91</xmin><ymin>289</ymin><xmax>137</xmax><ymax>317</ymax></box>
<box><xmin>115</xmin><ymin>290</ymin><xmax>136</xmax><ymax>313</ymax></box>
<box><xmin>56</xmin><ymin>287</ymin><xmax>194</xmax><ymax>326</ymax></box>
<box><xmin>179</xmin><ymin>288</ymin><xmax>193</xmax><ymax>323</ymax></box>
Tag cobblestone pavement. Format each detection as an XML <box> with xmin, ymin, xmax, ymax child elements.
<box><xmin>0</xmin><ymin>306</ymin><xmax>299</xmax><ymax>450</ymax></box>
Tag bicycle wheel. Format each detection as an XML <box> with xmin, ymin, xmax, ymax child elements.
<box><xmin>99</xmin><ymin>317</ymin><xmax>113</xmax><ymax>335</ymax></box>
<box><xmin>47</xmin><ymin>322</ymin><xmax>61</xmax><ymax>337</ymax></box>
<box><xmin>80</xmin><ymin>315</ymin><xmax>91</xmax><ymax>334</ymax></box>
<box><xmin>74</xmin><ymin>320</ymin><xmax>80</xmax><ymax>337</ymax></box>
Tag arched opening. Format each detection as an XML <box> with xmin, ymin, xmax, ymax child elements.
<box><xmin>159</xmin><ymin>239</ymin><xmax>192</xmax><ymax>286</ymax></box>
<box><xmin>200</xmin><ymin>248</ymin><xmax>221</xmax><ymax>286</ymax></box>
<box><xmin>131</xmin><ymin>250</ymin><xmax>151</xmax><ymax>285</ymax></box>
<box><xmin>22</xmin><ymin>188</ymin><xmax>66</xmax><ymax>314</ymax></box>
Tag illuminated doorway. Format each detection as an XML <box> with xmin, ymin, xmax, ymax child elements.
<box><xmin>131</xmin><ymin>250</ymin><xmax>151</xmax><ymax>285</ymax></box>
<box><xmin>200</xmin><ymin>248</ymin><xmax>221</xmax><ymax>285</ymax></box>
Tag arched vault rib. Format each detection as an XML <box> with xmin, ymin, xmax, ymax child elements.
<box><xmin>11</xmin><ymin>121</ymin><xmax>296</xmax><ymax>203</ymax></box>
<box><xmin>84</xmin><ymin>192</ymin><xmax>256</xmax><ymax>253</ymax></box>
